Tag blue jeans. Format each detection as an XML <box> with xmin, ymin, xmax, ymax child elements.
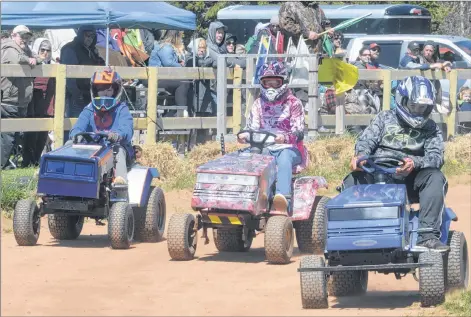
<box><xmin>269</xmin><ymin>147</ymin><xmax>302</xmax><ymax>197</ymax></box>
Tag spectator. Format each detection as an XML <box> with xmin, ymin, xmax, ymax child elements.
<box><xmin>249</xmin><ymin>15</ymin><xmax>283</xmax><ymax>57</ymax></box>
<box><xmin>245</xmin><ymin>22</ymin><xmax>268</xmax><ymax>53</ymax></box>
<box><xmin>458</xmin><ymin>87</ymin><xmax>471</xmax><ymax>111</ymax></box>
<box><xmin>22</xmin><ymin>38</ymin><xmax>56</xmax><ymax>167</ymax></box>
<box><xmin>148</xmin><ymin>30</ymin><xmax>191</xmax><ymax>117</ymax></box>
<box><xmin>332</xmin><ymin>31</ymin><xmax>347</xmax><ymax>57</ymax></box>
<box><xmin>1</xmin><ymin>25</ymin><xmax>42</xmax><ymax>168</ymax></box>
<box><xmin>96</xmin><ymin>29</ymin><xmax>120</xmax><ymax>52</ymax></box>
<box><xmin>206</xmin><ymin>21</ymin><xmax>228</xmax><ymax>65</ymax></box>
<box><xmin>399</xmin><ymin>41</ymin><xmax>444</xmax><ymax>71</ymax></box>
<box><xmin>225</xmin><ymin>34</ymin><xmax>246</xmax><ymax>69</ymax></box>
<box><xmin>60</xmin><ymin>26</ymin><xmax>105</xmax><ymax>124</ymax></box>
<box><xmin>279</xmin><ymin>1</ymin><xmax>334</xmax><ymax>53</ymax></box>
<box><xmin>419</xmin><ymin>41</ymin><xmax>452</xmax><ymax>73</ymax></box>
<box><xmin>352</xmin><ymin>47</ymin><xmax>370</xmax><ymax>69</ymax></box>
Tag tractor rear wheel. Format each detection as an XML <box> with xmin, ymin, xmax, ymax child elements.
<box><xmin>328</xmin><ymin>270</ymin><xmax>368</xmax><ymax>296</ymax></box>
<box><xmin>446</xmin><ymin>230</ymin><xmax>469</xmax><ymax>289</ymax></box>
<box><xmin>108</xmin><ymin>202</ymin><xmax>134</xmax><ymax>249</ymax></box>
<box><xmin>419</xmin><ymin>251</ymin><xmax>445</xmax><ymax>307</ymax></box>
<box><xmin>264</xmin><ymin>216</ymin><xmax>294</xmax><ymax>264</ymax></box>
<box><xmin>13</xmin><ymin>199</ymin><xmax>41</xmax><ymax>246</ymax></box>
<box><xmin>48</xmin><ymin>214</ymin><xmax>84</xmax><ymax>240</ymax></box>
<box><xmin>296</xmin><ymin>196</ymin><xmax>330</xmax><ymax>254</ymax></box>
<box><xmin>167</xmin><ymin>213</ymin><xmax>198</xmax><ymax>261</ymax></box>
<box><xmin>300</xmin><ymin>255</ymin><xmax>328</xmax><ymax>309</ymax></box>
<box><xmin>214</xmin><ymin>228</ymin><xmax>254</xmax><ymax>252</ymax></box>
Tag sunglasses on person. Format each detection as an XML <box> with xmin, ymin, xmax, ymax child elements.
<box><xmin>226</xmin><ymin>41</ymin><xmax>235</xmax><ymax>45</ymax></box>
<box><xmin>370</xmin><ymin>48</ymin><xmax>380</xmax><ymax>52</ymax></box>
<box><xmin>40</xmin><ymin>48</ymin><xmax>51</xmax><ymax>53</ymax></box>
<box><xmin>260</xmin><ymin>77</ymin><xmax>284</xmax><ymax>89</ymax></box>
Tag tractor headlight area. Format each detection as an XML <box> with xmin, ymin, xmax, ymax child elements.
<box><xmin>196</xmin><ymin>173</ymin><xmax>258</xmax><ymax>186</ymax></box>
<box><xmin>328</xmin><ymin>206</ymin><xmax>399</xmax><ymax>221</ymax></box>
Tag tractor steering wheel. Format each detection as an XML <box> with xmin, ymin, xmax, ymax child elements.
<box><xmin>357</xmin><ymin>155</ymin><xmax>407</xmax><ymax>175</ymax></box>
<box><xmin>73</xmin><ymin>132</ymin><xmax>110</xmax><ymax>145</ymax></box>
<box><xmin>237</xmin><ymin>129</ymin><xmax>277</xmax><ymax>154</ymax></box>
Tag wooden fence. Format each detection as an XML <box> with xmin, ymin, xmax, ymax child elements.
<box><xmin>1</xmin><ymin>56</ymin><xmax>470</xmax><ymax>148</ymax></box>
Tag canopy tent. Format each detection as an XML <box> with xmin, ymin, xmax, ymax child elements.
<box><xmin>1</xmin><ymin>1</ymin><xmax>196</xmax><ymax>30</ymax></box>
<box><xmin>1</xmin><ymin>1</ymin><xmax>197</xmax><ymax>65</ymax></box>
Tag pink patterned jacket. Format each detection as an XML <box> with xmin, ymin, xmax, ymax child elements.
<box><xmin>246</xmin><ymin>92</ymin><xmax>309</xmax><ymax>173</ymax></box>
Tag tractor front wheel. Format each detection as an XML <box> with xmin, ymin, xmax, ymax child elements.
<box><xmin>264</xmin><ymin>216</ymin><xmax>294</xmax><ymax>264</ymax></box>
<box><xmin>48</xmin><ymin>215</ymin><xmax>84</xmax><ymax>240</ymax></box>
<box><xmin>13</xmin><ymin>199</ymin><xmax>41</xmax><ymax>246</ymax></box>
<box><xmin>419</xmin><ymin>251</ymin><xmax>445</xmax><ymax>307</ymax></box>
<box><xmin>108</xmin><ymin>202</ymin><xmax>134</xmax><ymax>249</ymax></box>
<box><xmin>167</xmin><ymin>213</ymin><xmax>198</xmax><ymax>261</ymax></box>
<box><xmin>300</xmin><ymin>255</ymin><xmax>328</xmax><ymax>309</ymax></box>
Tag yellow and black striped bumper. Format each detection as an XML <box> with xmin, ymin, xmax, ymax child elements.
<box><xmin>202</xmin><ymin>214</ymin><xmax>243</xmax><ymax>226</ymax></box>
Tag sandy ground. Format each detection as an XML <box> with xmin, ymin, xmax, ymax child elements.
<box><xmin>1</xmin><ymin>185</ymin><xmax>470</xmax><ymax>316</ymax></box>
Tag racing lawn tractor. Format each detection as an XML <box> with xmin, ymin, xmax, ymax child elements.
<box><xmin>167</xmin><ymin>130</ymin><xmax>330</xmax><ymax>264</ymax></box>
<box><xmin>13</xmin><ymin>132</ymin><xmax>166</xmax><ymax>250</ymax></box>
<box><xmin>298</xmin><ymin>155</ymin><xmax>469</xmax><ymax>309</ymax></box>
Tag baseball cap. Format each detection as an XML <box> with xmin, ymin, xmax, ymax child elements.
<box><xmin>369</xmin><ymin>43</ymin><xmax>381</xmax><ymax>51</ymax></box>
<box><xmin>12</xmin><ymin>25</ymin><xmax>32</xmax><ymax>36</ymax></box>
<box><xmin>408</xmin><ymin>41</ymin><xmax>421</xmax><ymax>51</ymax></box>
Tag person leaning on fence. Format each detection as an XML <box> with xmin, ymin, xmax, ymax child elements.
<box><xmin>22</xmin><ymin>38</ymin><xmax>56</xmax><ymax>168</ymax></box>
<box><xmin>238</xmin><ymin>61</ymin><xmax>307</xmax><ymax>214</ymax></box>
<box><xmin>346</xmin><ymin>75</ymin><xmax>449</xmax><ymax>252</ymax></box>
<box><xmin>68</xmin><ymin>68</ymin><xmax>133</xmax><ymax>186</ymax></box>
<box><xmin>225</xmin><ymin>34</ymin><xmax>246</xmax><ymax>69</ymax></box>
<box><xmin>60</xmin><ymin>26</ymin><xmax>105</xmax><ymax>126</ymax></box>
<box><xmin>248</xmin><ymin>15</ymin><xmax>283</xmax><ymax>57</ymax></box>
<box><xmin>245</xmin><ymin>22</ymin><xmax>268</xmax><ymax>53</ymax></box>
<box><xmin>0</xmin><ymin>25</ymin><xmax>43</xmax><ymax>168</ymax></box>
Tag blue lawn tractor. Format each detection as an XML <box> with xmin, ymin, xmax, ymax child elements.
<box><xmin>12</xmin><ymin>132</ymin><xmax>166</xmax><ymax>249</ymax></box>
<box><xmin>298</xmin><ymin>155</ymin><xmax>469</xmax><ymax>309</ymax></box>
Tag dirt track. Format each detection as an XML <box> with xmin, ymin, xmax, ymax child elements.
<box><xmin>2</xmin><ymin>184</ymin><xmax>470</xmax><ymax>316</ymax></box>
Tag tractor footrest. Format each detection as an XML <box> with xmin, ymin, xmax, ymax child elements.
<box><xmin>297</xmin><ymin>262</ymin><xmax>432</xmax><ymax>273</ymax></box>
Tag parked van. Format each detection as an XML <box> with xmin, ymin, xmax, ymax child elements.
<box><xmin>217</xmin><ymin>4</ymin><xmax>431</xmax><ymax>45</ymax></box>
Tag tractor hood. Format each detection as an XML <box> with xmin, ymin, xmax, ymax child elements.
<box><xmin>326</xmin><ymin>184</ymin><xmax>407</xmax><ymax>209</ymax></box>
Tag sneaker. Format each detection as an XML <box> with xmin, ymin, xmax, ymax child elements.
<box><xmin>272</xmin><ymin>194</ymin><xmax>289</xmax><ymax>214</ymax></box>
<box><xmin>415</xmin><ymin>238</ymin><xmax>450</xmax><ymax>253</ymax></box>
<box><xmin>113</xmin><ymin>176</ymin><xmax>127</xmax><ymax>185</ymax></box>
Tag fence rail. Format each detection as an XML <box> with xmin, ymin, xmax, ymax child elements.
<box><xmin>0</xmin><ymin>58</ymin><xmax>469</xmax><ymax>148</ymax></box>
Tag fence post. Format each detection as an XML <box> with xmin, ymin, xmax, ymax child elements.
<box><xmin>307</xmin><ymin>55</ymin><xmax>319</xmax><ymax>139</ymax></box>
<box><xmin>245</xmin><ymin>57</ymin><xmax>256</xmax><ymax>128</ymax></box>
<box><xmin>382</xmin><ymin>70</ymin><xmax>392</xmax><ymax>111</ymax></box>
<box><xmin>54</xmin><ymin>64</ymin><xmax>66</xmax><ymax>147</ymax></box>
<box><xmin>146</xmin><ymin>67</ymin><xmax>158</xmax><ymax>145</ymax></box>
<box><xmin>217</xmin><ymin>56</ymin><xmax>227</xmax><ymax>139</ymax></box>
<box><xmin>447</xmin><ymin>69</ymin><xmax>458</xmax><ymax>139</ymax></box>
<box><xmin>335</xmin><ymin>94</ymin><xmax>345</xmax><ymax>135</ymax></box>
<box><xmin>232</xmin><ymin>66</ymin><xmax>243</xmax><ymax>134</ymax></box>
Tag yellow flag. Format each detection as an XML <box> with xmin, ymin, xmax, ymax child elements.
<box><xmin>318</xmin><ymin>58</ymin><xmax>359</xmax><ymax>95</ymax></box>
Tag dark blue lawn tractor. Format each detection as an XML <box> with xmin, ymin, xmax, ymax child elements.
<box><xmin>298</xmin><ymin>155</ymin><xmax>469</xmax><ymax>309</ymax></box>
<box><xmin>12</xmin><ymin>132</ymin><xmax>166</xmax><ymax>250</ymax></box>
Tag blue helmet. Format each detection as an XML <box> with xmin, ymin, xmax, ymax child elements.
<box><xmin>395</xmin><ymin>76</ymin><xmax>436</xmax><ymax>129</ymax></box>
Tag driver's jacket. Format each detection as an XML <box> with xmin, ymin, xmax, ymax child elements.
<box><xmin>245</xmin><ymin>92</ymin><xmax>308</xmax><ymax>172</ymax></box>
<box><xmin>69</xmin><ymin>102</ymin><xmax>134</xmax><ymax>155</ymax></box>
<box><xmin>355</xmin><ymin>109</ymin><xmax>445</xmax><ymax>170</ymax></box>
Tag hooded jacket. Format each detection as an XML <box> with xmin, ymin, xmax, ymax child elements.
<box><xmin>1</xmin><ymin>38</ymin><xmax>42</xmax><ymax>108</ymax></box>
<box><xmin>60</xmin><ymin>27</ymin><xmax>105</xmax><ymax>103</ymax></box>
<box><xmin>206</xmin><ymin>21</ymin><xmax>228</xmax><ymax>67</ymax></box>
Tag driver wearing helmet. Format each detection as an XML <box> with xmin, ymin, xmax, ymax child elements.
<box><xmin>238</xmin><ymin>61</ymin><xmax>306</xmax><ymax>214</ymax></box>
<box><xmin>346</xmin><ymin>75</ymin><xmax>449</xmax><ymax>252</ymax></box>
<box><xmin>69</xmin><ymin>67</ymin><xmax>133</xmax><ymax>186</ymax></box>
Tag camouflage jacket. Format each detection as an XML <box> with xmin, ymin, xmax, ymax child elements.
<box><xmin>355</xmin><ymin>110</ymin><xmax>445</xmax><ymax>170</ymax></box>
<box><xmin>279</xmin><ymin>1</ymin><xmax>326</xmax><ymax>38</ymax></box>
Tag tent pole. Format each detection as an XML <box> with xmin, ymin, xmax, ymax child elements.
<box><xmin>105</xmin><ymin>26</ymin><xmax>110</xmax><ymax>66</ymax></box>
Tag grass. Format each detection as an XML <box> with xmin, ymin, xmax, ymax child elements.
<box><xmin>1</xmin><ymin>134</ymin><xmax>470</xmax><ymax>215</ymax></box>
<box><xmin>441</xmin><ymin>289</ymin><xmax>471</xmax><ymax>317</ymax></box>
<box><xmin>1</xmin><ymin>167</ymin><xmax>37</xmax><ymax>218</ymax></box>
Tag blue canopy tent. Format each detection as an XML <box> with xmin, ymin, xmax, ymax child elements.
<box><xmin>1</xmin><ymin>1</ymin><xmax>197</xmax><ymax>64</ymax></box>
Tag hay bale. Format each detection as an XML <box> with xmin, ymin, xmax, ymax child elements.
<box><xmin>187</xmin><ymin>141</ymin><xmax>244</xmax><ymax>168</ymax></box>
<box><xmin>140</xmin><ymin>142</ymin><xmax>182</xmax><ymax>179</ymax></box>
